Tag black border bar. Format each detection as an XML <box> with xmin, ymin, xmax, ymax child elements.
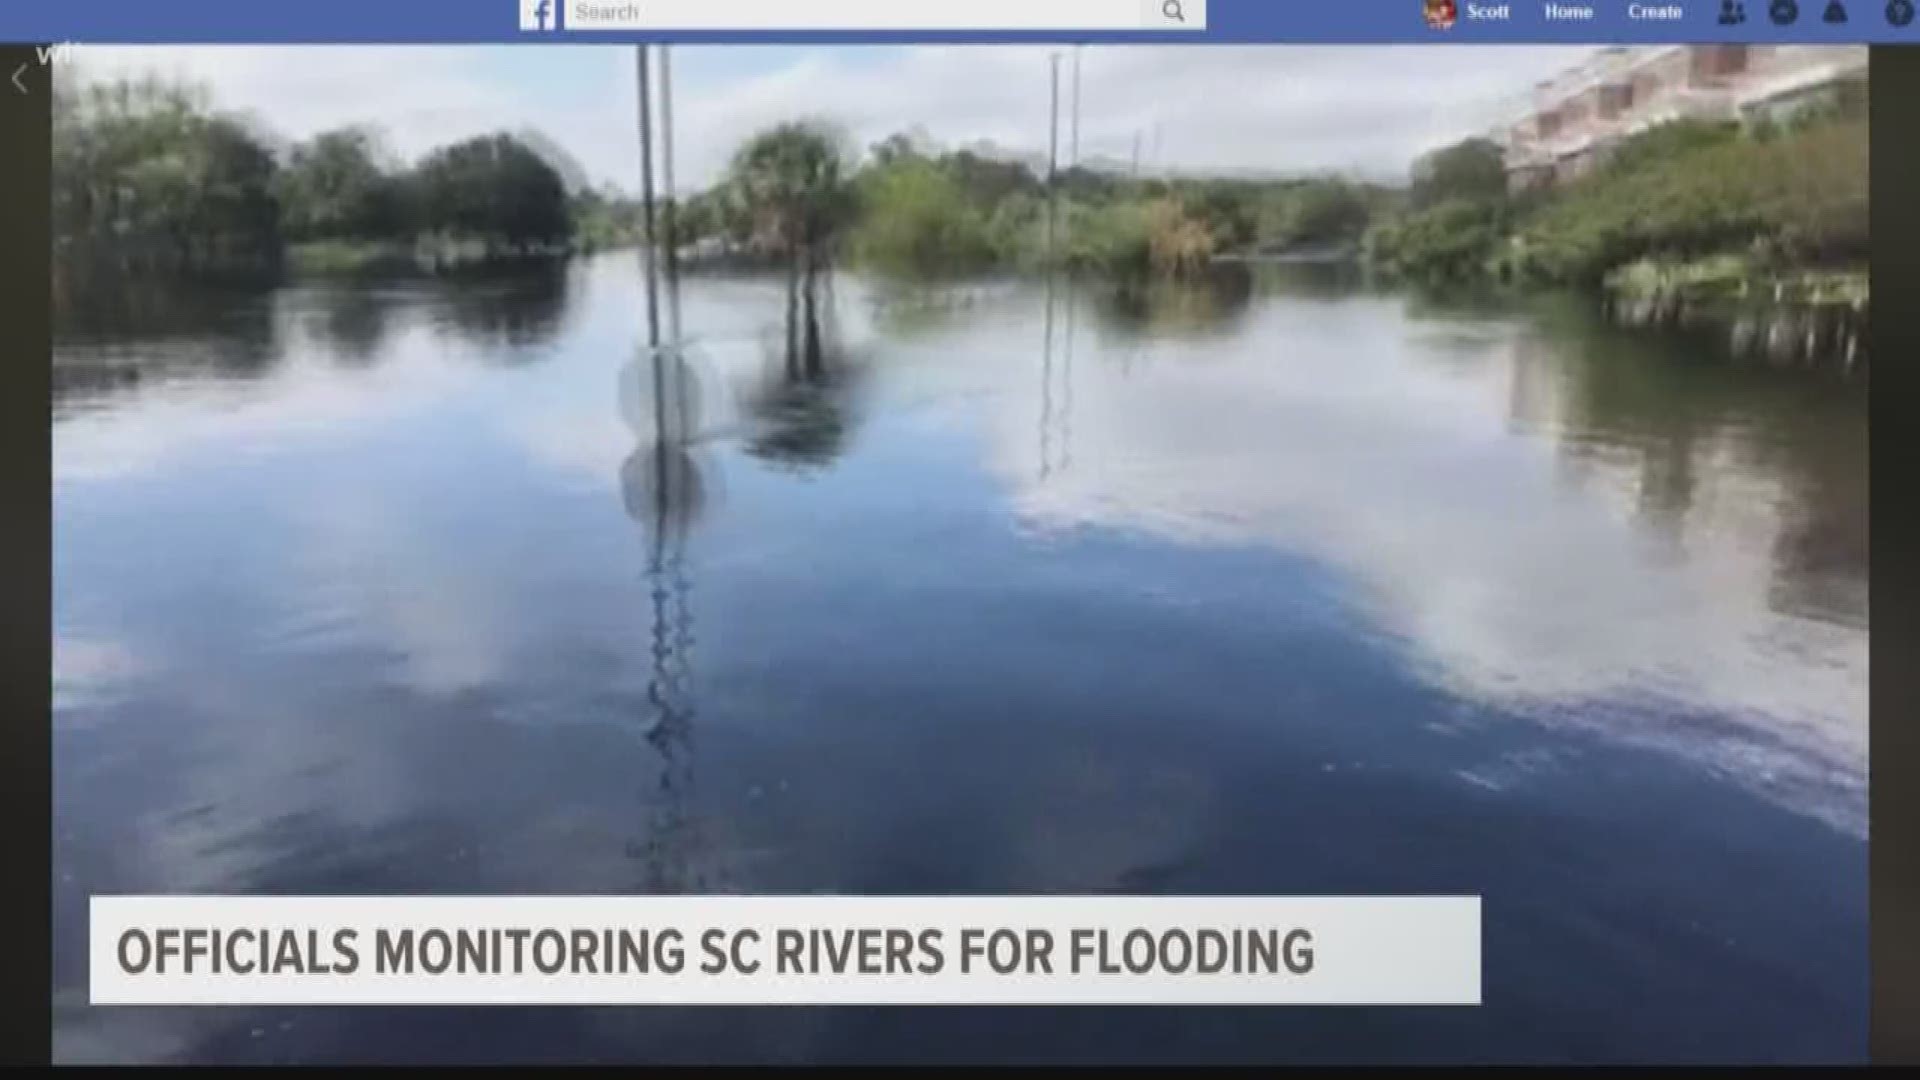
<box><xmin>0</xmin><ymin>43</ymin><xmax>51</xmax><ymax>1070</ymax></box>
<box><xmin>1870</xmin><ymin>41</ymin><xmax>1919</xmax><ymax>1068</ymax></box>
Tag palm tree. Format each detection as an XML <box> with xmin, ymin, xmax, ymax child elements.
<box><xmin>724</xmin><ymin>122</ymin><xmax>850</xmax><ymax>376</ymax></box>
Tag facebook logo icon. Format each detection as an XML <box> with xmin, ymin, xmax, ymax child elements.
<box><xmin>519</xmin><ymin>0</ymin><xmax>558</xmax><ymax>30</ymax></box>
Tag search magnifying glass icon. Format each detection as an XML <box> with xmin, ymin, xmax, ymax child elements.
<box><xmin>1162</xmin><ymin>0</ymin><xmax>1186</xmax><ymax>21</ymax></box>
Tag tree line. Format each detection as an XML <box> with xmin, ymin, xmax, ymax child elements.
<box><xmin>53</xmin><ymin>73</ymin><xmax>642</xmax><ymax>272</ymax></box>
<box><xmin>56</xmin><ymin>67</ymin><xmax>1866</xmax><ymax>296</ymax></box>
<box><xmin>666</xmin><ymin>121</ymin><xmax>1399</xmax><ymax>283</ymax></box>
<box><xmin>680</xmin><ymin>95</ymin><xmax>1866</xmax><ymax>296</ymax></box>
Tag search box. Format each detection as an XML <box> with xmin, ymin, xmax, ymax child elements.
<box><xmin>562</xmin><ymin>0</ymin><xmax>1209</xmax><ymax>31</ymax></box>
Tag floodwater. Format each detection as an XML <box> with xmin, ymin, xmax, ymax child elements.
<box><xmin>52</xmin><ymin>253</ymin><xmax>1869</xmax><ymax>1064</ymax></box>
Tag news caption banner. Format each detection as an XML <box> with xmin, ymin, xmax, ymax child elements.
<box><xmin>93</xmin><ymin>896</ymin><xmax>1479</xmax><ymax>1006</ymax></box>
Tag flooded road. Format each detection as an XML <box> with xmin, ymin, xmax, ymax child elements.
<box><xmin>52</xmin><ymin>253</ymin><xmax>1868</xmax><ymax>1063</ymax></box>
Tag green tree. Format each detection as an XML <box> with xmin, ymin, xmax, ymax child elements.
<box><xmin>939</xmin><ymin>150</ymin><xmax>1042</xmax><ymax>208</ymax></box>
<box><xmin>569</xmin><ymin>184</ymin><xmax>644</xmax><ymax>251</ymax></box>
<box><xmin>852</xmin><ymin>159</ymin><xmax>996</xmax><ymax>273</ymax></box>
<box><xmin>1259</xmin><ymin>179</ymin><xmax>1373</xmax><ymax>249</ymax></box>
<box><xmin>1365</xmin><ymin>198</ymin><xmax>1504</xmax><ymax>282</ymax></box>
<box><xmin>1065</xmin><ymin>196</ymin><xmax>1215</xmax><ymax>279</ymax></box>
<box><xmin>1410</xmin><ymin>137</ymin><xmax>1508</xmax><ymax>210</ymax></box>
<box><xmin>275</xmin><ymin>127</ymin><xmax>403</xmax><ymax>240</ymax></box>
<box><xmin>725</xmin><ymin>122</ymin><xmax>853</xmax><ymax>373</ymax></box>
<box><xmin>725</xmin><ymin>122</ymin><xmax>851</xmax><ymax>265</ymax></box>
<box><xmin>411</xmin><ymin>133</ymin><xmax>572</xmax><ymax>248</ymax></box>
<box><xmin>1185</xmin><ymin>182</ymin><xmax>1259</xmax><ymax>251</ymax></box>
<box><xmin>53</xmin><ymin>74</ymin><xmax>281</xmax><ymax>266</ymax></box>
<box><xmin>185</xmin><ymin>117</ymin><xmax>281</xmax><ymax>256</ymax></box>
<box><xmin>870</xmin><ymin>132</ymin><xmax>923</xmax><ymax>168</ymax></box>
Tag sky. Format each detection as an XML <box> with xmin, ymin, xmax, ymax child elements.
<box><xmin>73</xmin><ymin>44</ymin><xmax>1593</xmax><ymax>193</ymax></box>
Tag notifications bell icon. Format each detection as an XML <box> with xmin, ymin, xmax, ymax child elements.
<box><xmin>1824</xmin><ymin>0</ymin><xmax>1848</xmax><ymax>20</ymax></box>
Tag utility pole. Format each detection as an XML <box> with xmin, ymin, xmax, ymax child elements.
<box><xmin>1046</xmin><ymin>52</ymin><xmax>1061</xmax><ymax>259</ymax></box>
<box><xmin>1048</xmin><ymin>53</ymin><xmax>1061</xmax><ymax>189</ymax></box>
<box><xmin>637</xmin><ymin>46</ymin><xmax>659</xmax><ymax>349</ymax></box>
<box><xmin>659</xmin><ymin>45</ymin><xmax>677</xmax><ymax>282</ymax></box>
<box><xmin>659</xmin><ymin>44</ymin><xmax>682</xmax><ymax>345</ymax></box>
<box><xmin>1070</xmin><ymin>46</ymin><xmax>1082</xmax><ymax>168</ymax></box>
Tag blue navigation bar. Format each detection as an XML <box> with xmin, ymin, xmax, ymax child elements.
<box><xmin>0</xmin><ymin>0</ymin><xmax>1914</xmax><ymax>44</ymax></box>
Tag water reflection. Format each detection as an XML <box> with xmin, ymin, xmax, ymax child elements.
<box><xmin>1092</xmin><ymin>265</ymin><xmax>1253</xmax><ymax>342</ymax></box>
<box><xmin>53</xmin><ymin>261</ymin><xmax>582</xmax><ymax>423</ymax></box>
<box><xmin>987</xmin><ymin>276</ymin><xmax>1866</xmax><ymax>832</ymax></box>
<box><xmin>55</xmin><ymin>260</ymin><xmax>279</xmax><ymax>343</ymax></box>
<box><xmin>53</xmin><ymin>268</ymin><xmax>285</xmax><ymax>407</ymax></box>
<box><xmin>296</xmin><ymin>282</ymin><xmax>399</xmax><ymax>366</ymax></box>
<box><xmin>424</xmin><ymin>262</ymin><xmax>574</xmax><ymax>355</ymax></box>
<box><xmin>1038</xmin><ymin>268</ymin><xmax>1076</xmax><ymax>480</ymax></box>
<box><xmin>865</xmin><ymin>280</ymin><xmax>1017</xmax><ymax>337</ymax></box>
<box><xmin>1246</xmin><ymin>259</ymin><xmax>1370</xmax><ymax>300</ymax></box>
<box><xmin>620</xmin><ymin>244</ymin><xmax>717</xmax><ymax>894</ymax></box>
<box><xmin>1606</xmin><ymin>289</ymin><xmax>1869</xmax><ymax>376</ymax></box>
<box><xmin>619</xmin><ymin>400</ymin><xmax>709</xmax><ymax>893</ymax></box>
<box><xmin>1512</xmin><ymin>294</ymin><xmax>1869</xmax><ymax>628</ymax></box>
<box><xmin>742</xmin><ymin>272</ymin><xmax>865</xmax><ymax>472</ymax></box>
<box><xmin>619</xmin><ymin>348</ymin><xmax>711</xmax><ymax>558</ymax></box>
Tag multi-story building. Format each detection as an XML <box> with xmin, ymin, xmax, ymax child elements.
<box><xmin>1497</xmin><ymin>45</ymin><xmax>1867</xmax><ymax>191</ymax></box>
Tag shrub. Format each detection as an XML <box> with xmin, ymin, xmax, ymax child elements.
<box><xmin>1513</xmin><ymin>116</ymin><xmax>1867</xmax><ymax>283</ymax></box>
<box><xmin>1365</xmin><ymin>199</ymin><xmax>1506</xmax><ymax>282</ymax></box>
<box><xmin>850</xmin><ymin>160</ymin><xmax>997</xmax><ymax>273</ymax></box>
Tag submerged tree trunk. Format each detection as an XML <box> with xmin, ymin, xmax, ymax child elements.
<box><xmin>783</xmin><ymin>246</ymin><xmax>801</xmax><ymax>381</ymax></box>
<box><xmin>801</xmin><ymin>244</ymin><xmax>823</xmax><ymax>380</ymax></box>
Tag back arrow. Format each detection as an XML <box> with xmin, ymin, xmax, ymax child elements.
<box><xmin>10</xmin><ymin>63</ymin><xmax>25</xmax><ymax>95</ymax></box>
